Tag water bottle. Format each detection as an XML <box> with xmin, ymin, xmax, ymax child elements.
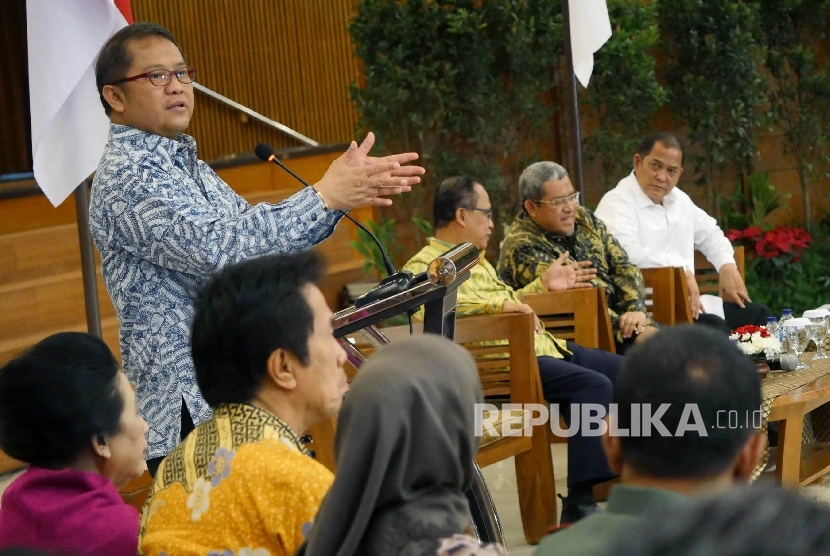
<box><xmin>780</xmin><ymin>309</ymin><xmax>794</xmax><ymax>349</ymax></box>
<box><xmin>766</xmin><ymin>316</ymin><xmax>779</xmax><ymax>342</ymax></box>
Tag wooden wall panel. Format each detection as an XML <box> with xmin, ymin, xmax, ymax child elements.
<box><xmin>0</xmin><ymin>0</ymin><xmax>31</xmax><ymax>175</ymax></box>
<box><xmin>131</xmin><ymin>0</ymin><xmax>361</xmax><ymax>161</ymax></box>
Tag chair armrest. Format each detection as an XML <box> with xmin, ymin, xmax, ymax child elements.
<box><xmin>520</xmin><ymin>288</ymin><xmax>605</xmax><ymax>349</ymax></box>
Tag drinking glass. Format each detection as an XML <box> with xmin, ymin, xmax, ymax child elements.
<box><xmin>807</xmin><ymin>316</ymin><xmax>829</xmax><ymax>360</ymax></box>
<box><xmin>785</xmin><ymin>325</ymin><xmax>811</xmax><ymax>370</ymax></box>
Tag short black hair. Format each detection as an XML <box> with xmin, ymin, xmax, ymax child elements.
<box><xmin>433</xmin><ymin>176</ymin><xmax>481</xmax><ymax>229</ymax></box>
<box><xmin>612</xmin><ymin>487</ymin><xmax>830</xmax><ymax>556</ymax></box>
<box><xmin>614</xmin><ymin>326</ymin><xmax>761</xmax><ymax>479</ymax></box>
<box><xmin>191</xmin><ymin>251</ymin><xmax>326</xmax><ymax>407</ymax></box>
<box><xmin>95</xmin><ymin>22</ymin><xmax>183</xmax><ymax>116</ymax></box>
<box><xmin>0</xmin><ymin>333</ymin><xmax>123</xmax><ymax>468</ymax></box>
<box><xmin>638</xmin><ymin>132</ymin><xmax>685</xmax><ymax>165</ymax></box>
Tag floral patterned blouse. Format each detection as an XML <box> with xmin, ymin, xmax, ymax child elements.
<box><xmin>139</xmin><ymin>404</ymin><xmax>333</xmax><ymax>556</ymax></box>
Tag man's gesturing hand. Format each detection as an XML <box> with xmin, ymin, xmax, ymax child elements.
<box><xmin>314</xmin><ymin>132</ymin><xmax>425</xmax><ymax>210</ymax></box>
<box><xmin>541</xmin><ymin>252</ymin><xmax>596</xmax><ymax>291</ymax></box>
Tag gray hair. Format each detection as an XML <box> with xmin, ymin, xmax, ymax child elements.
<box><xmin>518</xmin><ymin>161</ymin><xmax>568</xmax><ymax>204</ymax></box>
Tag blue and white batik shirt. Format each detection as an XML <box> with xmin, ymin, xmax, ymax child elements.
<box><xmin>89</xmin><ymin>124</ymin><xmax>341</xmax><ymax>459</ymax></box>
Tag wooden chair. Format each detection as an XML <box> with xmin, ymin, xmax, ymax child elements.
<box><xmin>639</xmin><ymin>246</ymin><xmax>745</xmax><ymax>326</ymax></box>
<box><xmin>520</xmin><ymin>288</ymin><xmax>616</xmax><ymax>353</ymax></box>
<box><xmin>0</xmin><ymin>452</ymin><xmax>25</xmax><ymax>476</ymax></box>
<box><xmin>452</xmin><ymin>313</ymin><xmax>559</xmax><ymax>542</ymax></box>
<box><xmin>640</xmin><ymin>267</ymin><xmax>689</xmax><ymax>326</ymax></box>
<box><xmin>327</xmin><ymin>312</ymin><xmax>559</xmax><ymax>543</ymax></box>
<box><xmin>695</xmin><ymin>245</ymin><xmax>746</xmax><ymax>295</ymax></box>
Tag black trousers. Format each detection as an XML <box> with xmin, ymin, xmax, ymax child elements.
<box><xmin>537</xmin><ymin>342</ymin><xmax>623</xmax><ymax>488</ymax></box>
<box><xmin>146</xmin><ymin>398</ymin><xmax>195</xmax><ymax>478</ymax></box>
<box><xmin>697</xmin><ymin>301</ymin><xmax>775</xmax><ymax>335</ymax></box>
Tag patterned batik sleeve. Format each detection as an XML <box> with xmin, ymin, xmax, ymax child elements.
<box><xmin>599</xmin><ymin>217</ymin><xmax>650</xmax><ymax>317</ymax></box>
<box><xmin>498</xmin><ymin>238</ymin><xmax>551</xmax><ymax>290</ymax></box>
<box><xmin>108</xmin><ymin>172</ymin><xmax>341</xmax><ymax>276</ymax></box>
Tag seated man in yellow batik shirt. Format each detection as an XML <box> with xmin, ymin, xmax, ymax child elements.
<box><xmin>498</xmin><ymin>161</ymin><xmax>658</xmax><ymax>354</ymax></box>
<box><xmin>139</xmin><ymin>252</ymin><xmax>348</xmax><ymax>556</ymax></box>
<box><xmin>403</xmin><ymin>176</ymin><xmax>624</xmax><ymax>524</ymax></box>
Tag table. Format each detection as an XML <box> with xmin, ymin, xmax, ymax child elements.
<box><xmin>764</xmin><ymin>354</ymin><xmax>830</xmax><ymax>487</ymax></box>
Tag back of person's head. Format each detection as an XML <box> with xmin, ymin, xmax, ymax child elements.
<box><xmin>95</xmin><ymin>22</ymin><xmax>182</xmax><ymax>115</ymax></box>
<box><xmin>433</xmin><ymin>175</ymin><xmax>481</xmax><ymax>229</ymax></box>
<box><xmin>613</xmin><ymin>326</ymin><xmax>761</xmax><ymax>479</ymax></box>
<box><xmin>612</xmin><ymin>487</ymin><xmax>830</xmax><ymax>556</ymax></box>
<box><xmin>637</xmin><ymin>132</ymin><xmax>685</xmax><ymax>164</ymax></box>
<box><xmin>0</xmin><ymin>333</ymin><xmax>123</xmax><ymax>468</ymax></box>
<box><xmin>190</xmin><ymin>250</ymin><xmax>325</xmax><ymax>407</ymax></box>
<box><xmin>300</xmin><ymin>335</ymin><xmax>484</xmax><ymax>556</ymax></box>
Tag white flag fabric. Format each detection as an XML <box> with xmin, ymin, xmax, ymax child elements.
<box><xmin>569</xmin><ymin>0</ymin><xmax>612</xmax><ymax>88</ymax></box>
<box><xmin>27</xmin><ymin>0</ymin><xmax>129</xmax><ymax>207</ymax></box>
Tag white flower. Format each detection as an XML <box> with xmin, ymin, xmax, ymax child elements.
<box><xmin>734</xmin><ymin>331</ymin><xmax>782</xmax><ymax>357</ymax></box>
<box><xmin>761</xmin><ymin>335</ymin><xmax>783</xmax><ymax>357</ymax></box>
<box><xmin>737</xmin><ymin>341</ymin><xmax>757</xmax><ymax>356</ymax></box>
<box><xmin>187</xmin><ymin>477</ymin><xmax>212</xmax><ymax>521</ymax></box>
<box><xmin>238</xmin><ymin>548</ymin><xmax>270</xmax><ymax>556</ymax></box>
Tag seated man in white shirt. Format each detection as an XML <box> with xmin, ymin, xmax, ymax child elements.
<box><xmin>594</xmin><ymin>133</ymin><xmax>773</xmax><ymax>331</ymax></box>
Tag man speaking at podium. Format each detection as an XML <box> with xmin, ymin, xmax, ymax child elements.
<box><xmin>88</xmin><ymin>22</ymin><xmax>424</xmax><ymax>475</ymax></box>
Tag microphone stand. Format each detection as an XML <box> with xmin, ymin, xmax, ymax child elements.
<box><xmin>255</xmin><ymin>143</ymin><xmax>418</xmax><ymax>317</ymax></box>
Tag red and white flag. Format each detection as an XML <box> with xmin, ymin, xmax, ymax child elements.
<box><xmin>26</xmin><ymin>0</ymin><xmax>133</xmax><ymax>206</ymax></box>
<box><xmin>569</xmin><ymin>0</ymin><xmax>611</xmax><ymax>88</ymax></box>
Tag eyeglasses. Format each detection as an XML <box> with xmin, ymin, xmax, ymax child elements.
<box><xmin>466</xmin><ymin>207</ymin><xmax>493</xmax><ymax>220</ymax></box>
<box><xmin>533</xmin><ymin>192</ymin><xmax>580</xmax><ymax>208</ymax></box>
<box><xmin>110</xmin><ymin>67</ymin><xmax>196</xmax><ymax>87</ymax></box>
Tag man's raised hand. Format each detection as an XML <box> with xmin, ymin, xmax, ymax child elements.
<box><xmin>314</xmin><ymin>132</ymin><xmax>425</xmax><ymax>210</ymax></box>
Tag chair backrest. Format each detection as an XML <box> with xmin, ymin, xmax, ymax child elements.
<box><xmin>694</xmin><ymin>245</ymin><xmax>745</xmax><ymax>295</ymax></box>
<box><xmin>639</xmin><ymin>267</ymin><xmax>696</xmax><ymax>326</ymax></box>
<box><xmin>639</xmin><ymin>267</ymin><xmax>677</xmax><ymax>325</ymax></box>
<box><xmin>349</xmin><ymin>312</ymin><xmax>543</xmax><ymax>402</ymax></box>
<box><xmin>520</xmin><ymin>288</ymin><xmax>616</xmax><ymax>353</ymax></box>
<box><xmin>453</xmin><ymin>312</ymin><xmax>541</xmax><ymax>402</ymax></box>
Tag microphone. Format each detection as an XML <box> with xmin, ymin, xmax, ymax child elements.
<box><xmin>254</xmin><ymin>142</ymin><xmax>414</xmax><ymax>308</ymax></box>
<box><xmin>768</xmin><ymin>354</ymin><xmax>799</xmax><ymax>372</ymax></box>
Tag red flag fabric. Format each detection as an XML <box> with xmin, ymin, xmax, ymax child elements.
<box><xmin>114</xmin><ymin>0</ymin><xmax>133</xmax><ymax>24</ymax></box>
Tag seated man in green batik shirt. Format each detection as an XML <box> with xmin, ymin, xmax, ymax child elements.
<box><xmin>498</xmin><ymin>161</ymin><xmax>658</xmax><ymax>354</ymax></box>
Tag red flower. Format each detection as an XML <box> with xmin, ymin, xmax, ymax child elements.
<box><xmin>742</xmin><ymin>226</ymin><xmax>762</xmax><ymax>239</ymax></box>
<box><xmin>732</xmin><ymin>325</ymin><xmax>769</xmax><ymax>338</ymax></box>
<box><xmin>726</xmin><ymin>228</ymin><xmax>743</xmax><ymax>242</ymax></box>
<box><xmin>730</xmin><ymin>226</ymin><xmax>810</xmax><ymax>264</ymax></box>
<box><xmin>751</xmin><ymin>226</ymin><xmax>810</xmax><ymax>262</ymax></box>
